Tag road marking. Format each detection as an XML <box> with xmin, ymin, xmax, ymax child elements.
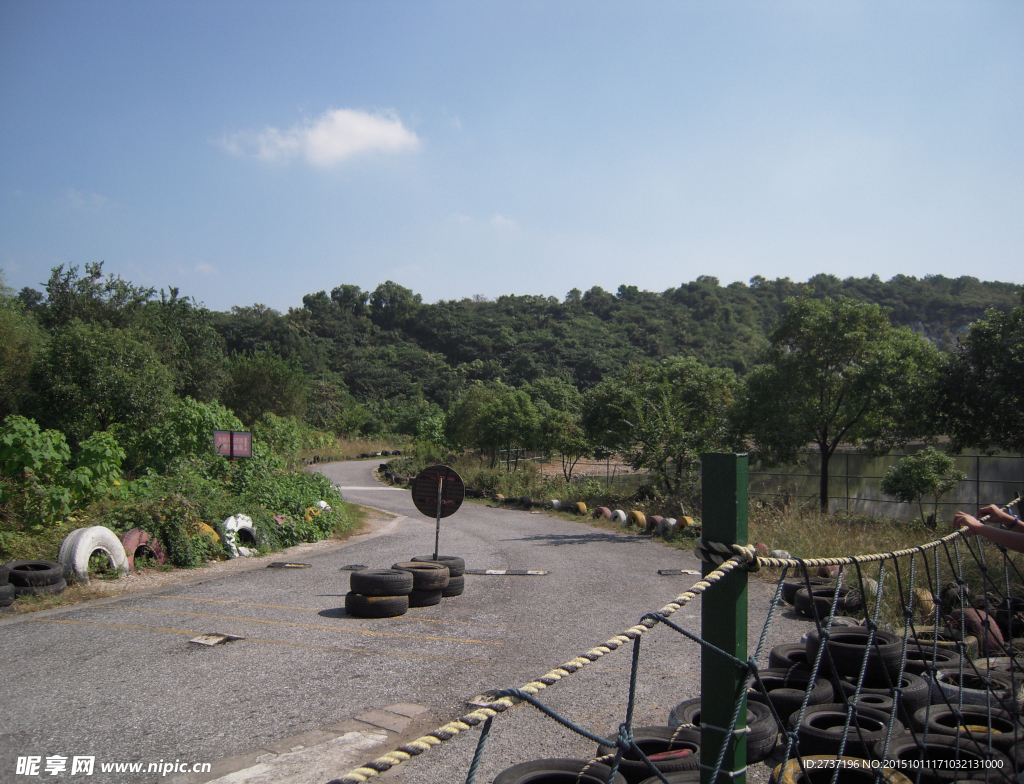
<box><xmin>92</xmin><ymin>606</ymin><xmax>503</xmax><ymax>645</ymax></box>
<box><xmin>143</xmin><ymin>595</ymin><xmax>507</xmax><ymax>628</ymax></box>
<box><xmin>28</xmin><ymin>619</ymin><xmax>490</xmax><ymax>662</ymax></box>
<box><xmin>464</xmin><ymin>569</ymin><xmax>549</xmax><ymax>576</ymax></box>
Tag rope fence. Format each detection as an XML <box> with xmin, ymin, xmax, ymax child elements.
<box><xmin>328</xmin><ymin>463</ymin><xmax>1024</xmax><ymax>784</ymax></box>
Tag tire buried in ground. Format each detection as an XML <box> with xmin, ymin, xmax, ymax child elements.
<box><xmin>441</xmin><ymin>575</ymin><xmax>465</xmax><ymax>597</ymax></box>
<box><xmin>349</xmin><ymin>569</ymin><xmax>414</xmax><ymax>597</ymax></box>
<box><xmin>789</xmin><ymin>703</ymin><xmax>903</xmax><ymax>759</ymax></box>
<box><xmin>344</xmin><ymin>592</ymin><xmax>409</xmax><ymax>618</ymax></box>
<box><xmin>408</xmin><ymin>588</ymin><xmax>443</xmax><ymax>607</ymax></box>
<box><xmin>66</xmin><ymin>527</ymin><xmax>130</xmax><ymax>584</ymax></box>
<box><xmin>493</xmin><ymin>759</ymin><xmax>627</xmax><ymax>784</ymax></box>
<box><xmin>596</xmin><ymin>726</ymin><xmax>700</xmax><ymax>784</ymax></box>
<box><xmin>668</xmin><ymin>698</ymin><xmax>777</xmax><ymax>762</ymax></box>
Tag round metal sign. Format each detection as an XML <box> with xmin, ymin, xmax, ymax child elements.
<box><xmin>411</xmin><ymin>465</ymin><xmax>465</xmax><ymax>519</ymax></box>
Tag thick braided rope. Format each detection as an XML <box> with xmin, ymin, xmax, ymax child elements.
<box><xmin>755</xmin><ymin>526</ymin><xmax>968</xmax><ymax>570</ymax></box>
<box><xmin>694</xmin><ymin>538</ymin><xmax>760</xmax><ymax>571</ymax></box>
<box><xmin>330</xmin><ymin>555</ymin><xmax>750</xmax><ymax>783</ymax></box>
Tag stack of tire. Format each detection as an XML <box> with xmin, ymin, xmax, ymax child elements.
<box><xmin>410</xmin><ymin>555</ymin><xmax>465</xmax><ymax>598</ymax></box>
<box><xmin>345</xmin><ymin>569</ymin><xmax>415</xmax><ymax>618</ymax></box>
<box><xmin>2</xmin><ymin>560</ymin><xmax>67</xmax><ymax>602</ymax></box>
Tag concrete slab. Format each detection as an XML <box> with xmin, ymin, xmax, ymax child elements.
<box><xmin>353</xmin><ymin>710</ymin><xmax>413</xmax><ymax>732</ymax></box>
<box><xmin>382</xmin><ymin>702</ymin><xmax>429</xmax><ymax>718</ymax></box>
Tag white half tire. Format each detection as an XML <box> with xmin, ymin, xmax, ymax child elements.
<box><xmin>224</xmin><ymin>514</ymin><xmax>257</xmax><ymax>557</ymax></box>
<box><xmin>58</xmin><ymin>527</ymin><xmax>90</xmax><ymax>580</ymax></box>
<box><xmin>68</xmin><ymin>526</ymin><xmax>129</xmax><ymax>584</ymax></box>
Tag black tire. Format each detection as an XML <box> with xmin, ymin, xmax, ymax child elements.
<box><xmin>391</xmin><ymin>562</ymin><xmax>449</xmax><ymax>590</ymax></box>
<box><xmin>441</xmin><ymin>575</ymin><xmax>465</xmax><ymax>597</ymax></box>
<box><xmin>878</xmin><ymin>735</ymin><xmax>1012</xmax><ymax>784</ymax></box>
<box><xmin>833</xmin><ymin>672</ymin><xmax>928</xmax><ymax>727</ymax></box>
<box><xmin>790</xmin><ymin>703</ymin><xmax>902</xmax><ymax>759</ymax></box>
<box><xmin>805</xmin><ymin>627</ymin><xmax>902</xmax><ymax>680</ymax></box>
<box><xmin>901</xmin><ymin>643</ymin><xmax>964</xmax><ymax>677</ymax></box>
<box><xmin>0</xmin><ymin>582</ymin><xmax>14</xmax><ymax>607</ymax></box>
<box><xmin>747</xmin><ymin>668</ymin><xmax>833</xmax><ymax>725</ymax></box>
<box><xmin>14</xmin><ymin>578</ymin><xmax>67</xmax><ymax>597</ymax></box>
<box><xmin>668</xmin><ymin>699</ymin><xmax>777</xmax><ymax>762</ymax></box>
<box><xmin>349</xmin><ymin>569</ymin><xmax>414</xmax><ymax>597</ymax></box>
<box><xmin>913</xmin><ymin>704</ymin><xmax>1024</xmax><ymax>752</ymax></box>
<box><xmin>638</xmin><ymin>774</ymin><xmax>701</xmax><ymax>784</ymax></box>
<box><xmin>408</xmin><ymin>589</ymin><xmax>443</xmax><ymax>607</ymax></box>
<box><xmin>0</xmin><ymin>564</ymin><xmax>9</xmax><ymax>587</ymax></box>
<box><xmin>410</xmin><ymin>555</ymin><xmax>465</xmax><ymax>577</ymax></box>
<box><xmin>493</xmin><ymin>759</ymin><xmax>627</xmax><ymax>784</ymax></box>
<box><xmin>5</xmin><ymin>560</ymin><xmax>64</xmax><ymax>587</ymax></box>
<box><xmin>794</xmin><ymin>586</ymin><xmax>863</xmax><ymax>619</ymax></box>
<box><xmin>930</xmin><ymin>668</ymin><xmax>1019</xmax><ymax>712</ymax></box>
<box><xmin>769</xmin><ymin>643</ymin><xmax>811</xmax><ymax>670</ymax></box>
<box><xmin>781</xmin><ymin>578</ymin><xmax>830</xmax><ymax>606</ymax></box>
<box><xmin>344</xmin><ymin>592</ymin><xmax>409</xmax><ymax>618</ymax></box>
<box><xmin>596</xmin><ymin>726</ymin><xmax>700</xmax><ymax>784</ymax></box>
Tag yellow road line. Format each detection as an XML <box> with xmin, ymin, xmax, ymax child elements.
<box><xmin>145</xmin><ymin>595</ymin><xmax>506</xmax><ymax>629</ymax></box>
<box><xmin>90</xmin><ymin>606</ymin><xmax>502</xmax><ymax>646</ymax></box>
<box><xmin>28</xmin><ymin>619</ymin><xmax>489</xmax><ymax>662</ymax></box>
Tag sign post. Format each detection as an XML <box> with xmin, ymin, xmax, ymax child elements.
<box><xmin>214</xmin><ymin>431</ymin><xmax>252</xmax><ymax>461</ymax></box>
<box><xmin>411</xmin><ymin>465</ymin><xmax>465</xmax><ymax>560</ymax></box>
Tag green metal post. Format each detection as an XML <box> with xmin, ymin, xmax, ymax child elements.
<box><xmin>700</xmin><ymin>453</ymin><xmax>748</xmax><ymax>784</ymax></box>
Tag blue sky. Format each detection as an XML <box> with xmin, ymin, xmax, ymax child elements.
<box><xmin>1</xmin><ymin>2</ymin><xmax>1021</xmax><ymax>311</ymax></box>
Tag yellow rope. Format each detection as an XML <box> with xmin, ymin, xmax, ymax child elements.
<box><xmin>332</xmin><ymin>555</ymin><xmax>748</xmax><ymax>783</ymax></box>
<box><xmin>754</xmin><ymin>527</ymin><xmax>969</xmax><ymax>570</ymax></box>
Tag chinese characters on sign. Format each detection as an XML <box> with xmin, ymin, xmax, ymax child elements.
<box><xmin>213</xmin><ymin>431</ymin><xmax>252</xmax><ymax>459</ymax></box>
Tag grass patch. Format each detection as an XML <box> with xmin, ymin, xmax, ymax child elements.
<box><xmin>309</xmin><ymin>438</ymin><xmax>409</xmax><ymax>463</ymax></box>
<box><xmin>0</xmin><ymin>580</ymin><xmax>127</xmax><ymax>617</ymax></box>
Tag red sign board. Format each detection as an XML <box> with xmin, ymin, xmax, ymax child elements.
<box><xmin>214</xmin><ymin>430</ymin><xmax>252</xmax><ymax>458</ymax></box>
<box><xmin>411</xmin><ymin>465</ymin><xmax>465</xmax><ymax>518</ymax></box>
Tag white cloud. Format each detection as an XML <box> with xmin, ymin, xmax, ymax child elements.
<box><xmin>221</xmin><ymin>108</ymin><xmax>420</xmax><ymax>167</ymax></box>
<box><xmin>490</xmin><ymin>214</ymin><xmax>518</xmax><ymax>229</ymax></box>
<box><xmin>195</xmin><ymin>261</ymin><xmax>216</xmax><ymax>275</ymax></box>
<box><xmin>65</xmin><ymin>188</ymin><xmax>109</xmax><ymax>210</ymax></box>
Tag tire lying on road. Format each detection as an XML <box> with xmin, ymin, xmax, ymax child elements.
<box><xmin>345</xmin><ymin>592</ymin><xmax>409</xmax><ymax>618</ymax></box>
<box><xmin>349</xmin><ymin>569</ymin><xmax>414</xmax><ymax>596</ymax></box>
<box><xmin>804</xmin><ymin>626</ymin><xmax>903</xmax><ymax>680</ymax></box>
<box><xmin>788</xmin><ymin>703</ymin><xmax>903</xmax><ymax>759</ymax></box>
<box><xmin>410</xmin><ymin>555</ymin><xmax>465</xmax><ymax>577</ymax></box>
<box><xmin>15</xmin><ymin>578</ymin><xmax>67</xmax><ymax>597</ymax></box>
<box><xmin>64</xmin><ymin>526</ymin><xmax>129</xmax><ymax>584</ymax></box>
<box><xmin>494</xmin><ymin>759</ymin><xmax>627</xmax><ymax>784</ymax></box>
<box><xmin>794</xmin><ymin>585</ymin><xmax>863</xmax><ymax>620</ymax></box>
<box><xmin>441</xmin><ymin>575</ymin><xmax>465</xmax><ymax>597</ymax></box>
<box><xmin>408</xmin><ymin>589</ymin><xmax>443</xmax><ymax>607</ymax></box>
<box><xmin>780</xmin><ymin>577</ymin><xmax>831</xmax><ymax>606</ymax></box>
<box><xmin>747</xmin><ymin>668</ymin><xmax>834</xmax><ymax>724</ymax></box>
<box><xmin>6</xmin><ymin>559</ymin><xmax>66</xmax><ymax>588</ymax></box>
<box><xmin>913</xmin><ymin>704</ymin><xmax>1024</xmax><ymax>751</ymax></box>
<box><xmin>392</xmin><ymin>562</ymin><xmax>450</xmax><ymax>590</ymax></box>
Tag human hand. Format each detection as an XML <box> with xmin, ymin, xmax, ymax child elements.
<box><xmin>978</xmin><ymin>504</ymin><xmax>1015</xmax><ymax>526</ymax></box>
<box><xmin>954</xmin><ymin>511</ymin><xmax>985</xmax><ymax>533</ymax></box>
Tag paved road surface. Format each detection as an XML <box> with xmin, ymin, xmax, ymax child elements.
<box><xmin>0</xmin><ymin>460</ymin><xmax>810</xmax><ymax>784</ymax></box>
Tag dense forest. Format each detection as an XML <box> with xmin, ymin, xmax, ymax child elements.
<box><xmin>1</xmin><ymin>264</ymin><xmax>1021</xmax><ymax>524</ymax></box>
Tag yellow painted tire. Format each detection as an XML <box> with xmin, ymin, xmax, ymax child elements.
<box><xmin>627</xmin><ymin>511</ymin><xmax>646</xmax><ymax>528</ymax></box>
<box><xmin>680</xmin><ymin>516</ymin><xmax>695</xmax><ymax>528</ymax></box>
<box><xmin>495</xmin><ymin>493</ymin><xmax>505</xmax><ymax>500</ymax></box>
<box><xmin>197</xmin><ymin>522</ymin><xmax>221</xmax><ymax>544</ymax></box>
<box><xmin>575</xmin><ymin>502</ymin><xmax>587</xmax><ymax>516</ymax></box>
<box><xmin>771</xmin><ymin>757</ymin><xmax>911</xmax><ymax>784</ymax></box>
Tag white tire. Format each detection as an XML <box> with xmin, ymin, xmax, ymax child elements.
<box><xmin>224</xmin><ymin>514</ymin><xmax>257</xmax><ymax>557</ymax></box>
<box><xmin>549</xmin><ymin>500</ymin><xmax>561</xmax><ymax>509</ymax></box>
<box><xmin>661</xmin><ymin>518</ymin><xmax>678</xmax><ymax>537</ymax></box>
<box><xmin>316</xmin><ymin>500</ymin><xmax>332</xmax><ymax>512</ymax></box>
<box><xmin>68</xmin><ymin>526</ymin><xmax>129</xmax><ymax>584</ymax></box>
<box><xmin>58</xmin><ymin>527</ymin><xmax>89</xmax><ymax>578</ymax></box>
<box><xmin>611</xmin><ymin>509</ymin><xmax>627</xmax><ymax>523</ymax></box>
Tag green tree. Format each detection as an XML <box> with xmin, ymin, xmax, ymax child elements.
<box><xmin>445</xmin><ymin>383</ymin><xmax>539</xmax><ymax>469</ymax></box>
<box><xmin>143</xmin><ymin>288</ymin><xmax>226</xmax><ymax>401</ymax></box>
<box><xmin>130</xmin><ymin>397</ymin><xmax>244</xmax><ymax>473</ymax></box>
<box><xmin>29</xmin><ymin>322</ymin><xmax>174</xmax><ymax>446</ymax></box>
<box><xmin>583</xmin><ymin>356</ymin><xmax>737</xmax><ymax>496</ymax></box>
<box><xmin>222</xmin><ymin>349</ymin><xmax>307</xmax><ymax>425</ymax></box>
<box><xmin>0</xmin><ymin>273</ymin><xmax>46</xmax><ymax>418</ymax></box>
<box><xmin>526</xmin><ymin>376</ymin><xmax>591</xmax><ymax>480</ymax></box>
<box><xmin>36</xmin><ymin>262</ymin><xmax>154</xmax><ymax>330</ymax></box>
<box><xmin>737</xmin><ymin>296</ymin><xmax>941</xmax><ymax>512</ymax></box>
<box><xmin>880</xmin><ymin>447</ymin><xmax>966</xmax><ymax>525</ymax></box>
<box><xmin>940</xmin><ymin>289</ymin><xmax>1024</xmax><ymax>456</ymax></box>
